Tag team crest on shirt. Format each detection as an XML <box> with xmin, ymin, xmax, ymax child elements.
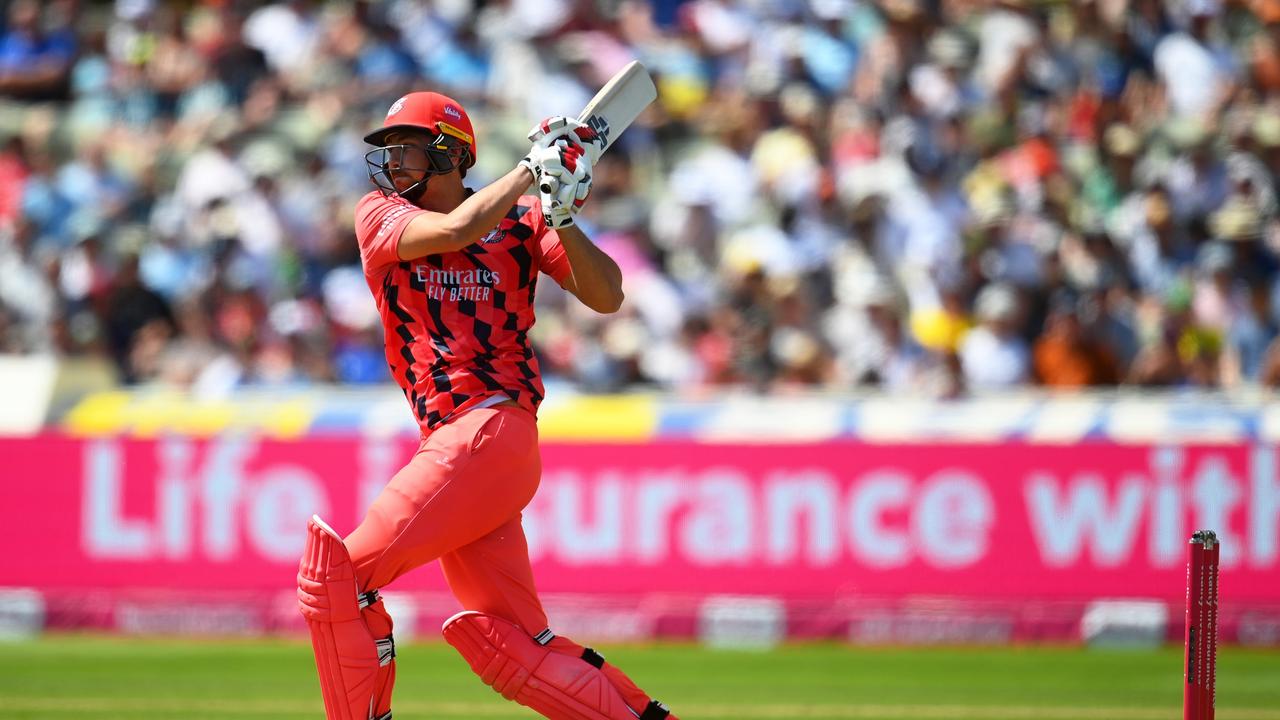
<box><xmin>480</xmin><ymin>228</ymin><xmax>507</xmax><ymax>244</ymax></box>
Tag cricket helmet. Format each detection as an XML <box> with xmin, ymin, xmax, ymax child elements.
<box><xmin>366</xmin><ymin>92</ymin><xmax>477</xmax><ymax>165</ymax></box>
<box><xmin>365</xmin><ymin>92</ymin><xmax>477</xmax><ymax>199</ymax></box>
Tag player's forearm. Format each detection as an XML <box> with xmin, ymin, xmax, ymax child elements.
<box><xmin>399</xmin><ymin>167</ymin><xmax>535</xmax><ymax>259</ymax></box>
<box><xmin>447</xmin><ymin>166</ymin><xmax>540</xmax><ymax>243</ymax></box>
<box><xmin>557</xmin><ymin>225</ymin><xmax>624</xmax><ymax>313</ymax></box>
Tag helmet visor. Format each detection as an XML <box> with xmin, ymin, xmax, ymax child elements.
<box><xmin>365</xmin><ymin>134</ymin><xmax>472</xmax><ymax>197</ymax></box>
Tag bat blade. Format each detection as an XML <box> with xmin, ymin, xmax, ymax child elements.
<box><xmin>539</xmin><ymin>60</ymin><xmax>657</xmax><ymax>195</ymax></box>
<box><xmin>578</xmin><ymin>60</ymin><xmax>657</xmax><ymax>153</ymax></box>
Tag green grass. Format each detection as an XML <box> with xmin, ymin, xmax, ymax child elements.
<box><xmin>0</xmin><ymin>635</ymin><xmax>1277</xmax><ymax>719</ymax></box>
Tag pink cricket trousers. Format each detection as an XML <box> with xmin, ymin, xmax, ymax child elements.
<box><xmin>343</xmin><ymin>402</ymin><xmax>658</xmax><ymax>714</ymax></box>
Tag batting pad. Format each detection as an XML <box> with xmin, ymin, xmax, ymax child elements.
<box><xmin>442</xmin><ymin>611</ymin><xmax>638</xmax><ymax>720</ymax></box>
<box><xmin>297</xmin><ymin>515</ymin><xmax>394</xmax><ymax>720</ymax></box>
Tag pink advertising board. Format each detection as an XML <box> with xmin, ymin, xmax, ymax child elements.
<box><xmin>2</xmin><ymin>435</ymin><xmax>1278</xmax><ymax>606</ymax></box>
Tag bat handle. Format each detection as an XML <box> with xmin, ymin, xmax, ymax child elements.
<box><xmin>540</xmin><ymin>176</ymin><xmax>559</xmax><ymax>195</ymax></box>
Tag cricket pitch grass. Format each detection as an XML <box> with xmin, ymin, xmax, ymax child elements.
<box><xmin>1</xmin><ymin>635</ymin><xmax>1278</xmax><ymax>719</ymax></box>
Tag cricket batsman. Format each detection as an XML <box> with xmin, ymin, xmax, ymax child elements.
<box><xmin>295</xmin><ymin>90</ymin><xmax>677</xmax><ymax>720</ymax></box>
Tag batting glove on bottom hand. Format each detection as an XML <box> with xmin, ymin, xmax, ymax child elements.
<box><xmin>542</xmin><ymin>169</ymin><xmax>592</xmax><ymax>229</ymax></box>
<box><xmin>538</xmin><ymin>137</ymin><xmax>593</xmax><ymax>229</ymax></box>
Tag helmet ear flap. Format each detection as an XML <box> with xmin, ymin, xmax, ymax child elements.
<box><xmin>428</xmin><ymin>137</ymin><xmax>472</xmax><ymax>177</ymax></box>
<box><xmin>456</xmin><ymin>147</ymin><xmax>472</xmax><ymax>178</ymax></box>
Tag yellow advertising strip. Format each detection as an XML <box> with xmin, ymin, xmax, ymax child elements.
<box><xmin>62</xmin><ymin>391</ymin><xmax>655</xmax><ymax>440</ymax></box>
<box><xmin>536</xmin><ymin>395</ymin><xmax>656</xmax><ymax>441</ymax></box>
<box><xmin>256</xmin><ymin>399</ymin><xmax>315</xmax><ymax>439</ymax></box>
<box><xmin>139</xmin><ymin>394</ymin><xmax>233</xmax><ymax>437</ymax></box>
<box><xmin>61</xmin><ymin>390</ymin><xmax>131</xmax><ymax>436</ymax></box>
<box><xmin>62</xmin><ymin>391</ymin><xmax>315</xmax><ymax>439</ymax></box>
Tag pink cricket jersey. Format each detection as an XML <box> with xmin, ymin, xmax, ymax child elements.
<box><xmin>354</xmin><ymin>190</ymin><xmax>571</xmax><ymax>435</ymax></box>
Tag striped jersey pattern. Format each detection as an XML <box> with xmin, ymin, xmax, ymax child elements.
<box><xmin>354</xmin><ymin>190</ymin><xmax>570</xmax><ymax>435</ymax></box>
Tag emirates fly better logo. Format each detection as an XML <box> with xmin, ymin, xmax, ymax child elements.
<box><xmin>415</xmin><ymin>265</ymin><xmax>501</xmax><ymax>301</ymax></box>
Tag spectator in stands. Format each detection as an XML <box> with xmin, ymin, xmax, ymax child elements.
<box><xmin>1260</xmin><ymin>335</ymin><xmax>1280</xmax><ymax>387</ymax></box>
<box><xmin>1033</xmin><ymin>291</ymin><xmax>1121</xmax><ymax>387</ymax></box>
<box><xmin>0</xmin><ymin>0</ymin><xmax>78</xmax><ymax>100</ymax></box>
<box><xmin>960</xmin><ymin>282</ymin><xmax>1030</xmax><ymax>390</ymax></box>
<box><xmin>0</xmin><ymin>0</ymin><xmax>1277</xmax><ymax>397</ymax></box>
<box><xmin>102</xmin><ymin>252</ymin><xmax>174</xmax><ymax>383</ymax></box>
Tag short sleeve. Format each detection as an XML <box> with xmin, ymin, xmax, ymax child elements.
<box><xmin>354</xmin><ymin>192</ymin><xmax>425</xmax><ymax>276</ymax></box>
<box><xmin>528</xmin><ymin>196</ymin><xmax>572</xmax><ymax>286</ymax></box>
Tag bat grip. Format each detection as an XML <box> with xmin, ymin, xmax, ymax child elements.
<box><xmin>540</xmin><ymin>176</ymin><xmax>559</xmax><ymax>195</ymax></box>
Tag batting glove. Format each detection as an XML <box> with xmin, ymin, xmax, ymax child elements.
<box><xmin>542</xmin><ymin>181</ymin><xmax>591</xmax><ymax>229</ymax></box>
<box><xmin>541</xmin><ymin>147</ymin><xmax>593</xmax><ymax>229</ymax></box>
<box><xmin>527</xmin><ymin>117</ymin><xmax>603</xmax><ymax>165</ymax></box>
<box><xmin>519</xmin><ymin>116</ymin><xmax>585</xmax><ymax>180</ymax></box>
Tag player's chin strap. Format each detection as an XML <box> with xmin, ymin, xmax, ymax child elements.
<box><xmin>443</xmin><ymin>611</ymin><xmax>673</xmax><ymax>720</ymax></box>
<box><xmin>395</xmin><ymin>180</ymin><xmax>429</xmax><ymax>204</ymax></box>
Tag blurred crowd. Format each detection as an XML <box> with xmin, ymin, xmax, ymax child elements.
<box><xmin>2</xmin><ymin>0</ymin><xmax>1280</xmax><ymax>396</ymax></box>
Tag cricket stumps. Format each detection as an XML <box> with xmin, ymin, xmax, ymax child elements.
<box><xmin>1184</xmin><ymin>530</ymin><xmax>1219</xmax><ymax>720</ymax></box>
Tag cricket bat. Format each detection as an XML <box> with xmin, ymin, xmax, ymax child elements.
<box><xmin>539</xmin><ymin>60</ymin><xmax>657</xmax><ymax>195</ymax></box>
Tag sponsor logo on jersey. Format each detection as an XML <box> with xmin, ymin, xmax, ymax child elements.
<box><xmin>415</xmin><ymin>265</ymin><xmax>502</xmax><ymax>302</ymax></box>
<box><xmin>377</xmin><ymin>205</ymin><xmax>414</xmax><ymax>239</ymax></box>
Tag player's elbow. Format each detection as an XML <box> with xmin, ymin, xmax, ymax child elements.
<box><xmin>603</xmin><ymin>287</ymin><xmax>625</xmax><ymax>314</ymax></box>
<box><xmin>586</xmin><ymin>287</ymin><xmax>624</xmax><ymax>314</ymax></box>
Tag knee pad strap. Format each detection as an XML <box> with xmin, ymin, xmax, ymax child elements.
<box><xmin>581</xmin><ymin>648</ymin><xmax>606</xmax><ymax>669</ymax></box>
<box><xmin>376</xmin><ymin>635</ymin><xmax>396</xmax><ymax>667</ymax></box>
<box><xmin>639</xmin><ymin>700</ymin><xmax>670</xmax><ymax>719</ymax></box>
